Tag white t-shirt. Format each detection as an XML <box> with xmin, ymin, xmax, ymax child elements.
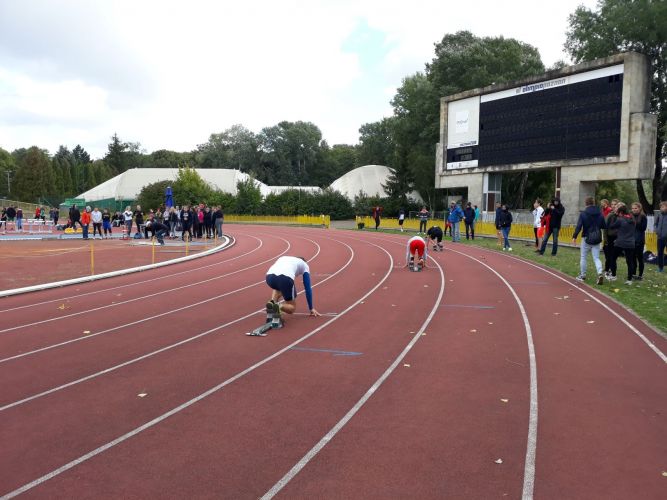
<box><xmin>267</xmin><ymin>256</ymin><xmax>310</xmax><ymax>280</ymax></box>
<box><xmin>91</xmin><ymin>210</ymin><xmax>102</xmax><ymax>223</ymax></box>
<box><xmin>123</xmin><ymin>210</ymin><xmax>133</xmax><ymax>222</ymax></box>
<box><xmin>399</xmin><ymin>213</ymin><xmax>405</xmax><ymax>221</ymax></box>
<box><xmin>533</xmin><ymin>206</ymin><xmax>544</xmax><ymax>227</ymax></box>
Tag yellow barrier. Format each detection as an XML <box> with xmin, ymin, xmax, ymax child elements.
<box><xmin>225</xmin><ymin>214</ymin><xmax>330</xmax><ymax>228</ymax></box>
<box><xmin>356</xmin><ymin>216</ymin><xmax>659</xmax><ymax>253</ymax></box>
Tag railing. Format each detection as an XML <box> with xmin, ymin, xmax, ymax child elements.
<box><xmin>356</xmin><ymin>216</ymin><xmax>659</xmax><ymax>254</ymax></box>
<box><xmin>225</xmin><ymin>214</ymin><xmax>330</xmax><ymax>228</ymax></box>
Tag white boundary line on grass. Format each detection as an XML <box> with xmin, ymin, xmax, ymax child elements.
<box><xmin>0</xmin><ymin>237</ymin><xmax>390</xmax><ymax>499</ymax></box>
<box><xmin>0</xmin><ymin>236</ymin><xmax>233</xmax><ymax>299</ymax></box>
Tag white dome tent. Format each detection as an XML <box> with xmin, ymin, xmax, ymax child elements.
<box><xmin>330</xmin><ymin>164</ymin><xmax>423</xmax><ymax>202</ymax></box>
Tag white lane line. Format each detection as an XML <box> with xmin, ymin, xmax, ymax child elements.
<box><xmin>1</xmin><ymin>240</ymin><xmax>391</xmax><ymax>498</ymax></box>
<box><xmin>262</xmin><ymin>241</ymin><xmax>445</xmax><ymax>499</ymax></box>
<box><xmin>0</xmin><ymin>233</ymin><xmax>262</xmax><ymax>314</ymax></box>
<box><xmin>475</xmin><ymin>246</ymin><xmax>666</xmax><ymax>363</ymax></box>
<box><xmin>446</xmin><ymin>247</ymin><xmax>538</xmax><ymax>500</ymax></box>
<box><xmin>0</xmin><ymin>236</ymin><xmax>291</xmax><ymax>335</ymax></box>
<box><xmin>0</xmin><ymin>240</ymin><xmax>292</xmax><ymax>362</ymax></box>
<box><xmin>0</xmin><ymin>238</ymin><xmax>345</xmax><ymax>409</ymax></box>
<box><xmin>0</xmin><ymin>236</ymin><xmax>233</xmax><ymax>299</ymax></box>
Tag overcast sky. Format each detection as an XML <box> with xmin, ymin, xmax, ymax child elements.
<box><xmin>0</xmin><ymin>0</ymin><xmax>598</xmax><ymax>158</ymax></box>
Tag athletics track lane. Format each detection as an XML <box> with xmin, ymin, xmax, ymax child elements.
<box><xmin>1</xmin><ymin>227</ymin><xmax>664</xmax><ymax>498</ymax></box>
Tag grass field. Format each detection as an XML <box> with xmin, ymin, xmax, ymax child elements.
<box><xmin>359</xmin><ymin>227</ymin><xmax>667</xmax><ymax>334</ymax></box>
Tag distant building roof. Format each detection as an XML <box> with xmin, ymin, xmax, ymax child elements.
<box><xmin>330</xmin><ymin>164</ymin><xmax>422</xmax><ymax>202</ymax></box>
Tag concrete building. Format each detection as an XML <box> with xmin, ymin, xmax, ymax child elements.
<box><xmin>435</xmin><ymin>52</ymin><xmax>657</xmax><ymax>223</ymax></box>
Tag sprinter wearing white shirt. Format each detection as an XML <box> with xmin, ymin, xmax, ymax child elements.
<box><xmin>266</xmin><ymin>256</ymin><xmax>320</xmax><ymax>317</ymax></box>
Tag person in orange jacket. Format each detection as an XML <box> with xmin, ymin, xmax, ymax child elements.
<box><xmin>80</xmin><ymin>206</ymin><xmax>91</xmax><ymax>239</ymax></box>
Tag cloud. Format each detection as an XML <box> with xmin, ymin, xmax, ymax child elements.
<box><xmin>0</xmin><ymin>0</ymin><xmax>599</xmax><ymax>157</ymax></box>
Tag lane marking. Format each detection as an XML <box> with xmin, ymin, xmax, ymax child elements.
<box><xmin>441</xmin><ymin>304</ymin><xmax>495</xmax><ymax>310</ymax></box>
<box><xmin>0</xmin><ymin>238</ymin><xmax>346</xmax><ymax>408</ymax></box>
<box><xmin>0</xmin><ymin>236</ymin><xmax>292</xmax><ymax>335</ymax></box>
<box><xmin>1</xmin><ymin>239</ymin><xmax>392</xmax><ymax>498</ymax></box>
<box><xmin>289</xmin><ymin>347</ymin><xmax>362</xmax><ymax>357</ymax></box>
<box><xmin>0</xmin><ymin>234</ymin><xmax>263</xmax><ymax>314</ymax></box>
<box><xmin>0</xmin><ymin>236</ymin><xmax>233</xmax><ymax>299</ymax></box>
<box><xmin>262</xmin><ymin>239</ymin><xmax>445</xmax><ymax>499</ymax></box>
<box><xmin>475</xmin><ymin>247</ymin><xmax>667</xmax><ymax>363</ymax></box>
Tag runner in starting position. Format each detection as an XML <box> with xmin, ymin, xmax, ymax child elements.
<box><xmin>426</xmin><ymin>225</ymin><xmax>444</xmax><ymax>251</ymax></box>
<box><xmin>266</xmin><ymin>256</ymin><xmax>321</xmax><ymax>320</ymax></box>
<box><xmin>406</xmin><ymin>234</ymin><xmax>427</xmax><ymax>269</ymax></box>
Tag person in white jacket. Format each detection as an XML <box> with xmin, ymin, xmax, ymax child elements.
<box><xmin>91</xmin><ymin>207</ymin><xmax>103</xmax><ymax>239</ymax></box>
<box><xmin>532</xmin><ymin>199</ymin><xmax>544</xmax><ymax>249</ymax></box>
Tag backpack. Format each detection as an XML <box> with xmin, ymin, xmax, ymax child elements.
<box><xmin>134</xmin><ymin>232</ymin><xmax>142</xmax><ymax>239</ymax></box>
<box><xmin>585</xmin><ymin>214</ymin><xmax>602</xmax><ymax>245</ymax></box>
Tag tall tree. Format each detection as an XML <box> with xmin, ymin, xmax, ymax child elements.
<box><xmin>12</xmin><ymin>147</ymin><xmax>54</xmax><ymax>203</ymax></box>
<box><xmin>104</xmin><ymin>133</ymin><xmax>129</xmax><ymax>174</ymax></box>
<box><xmin>565</xmin><ymin>0</ymin><xmax>667</xmax><ymax>208</ymax></box>
<box><xmin>0</xmin><ymin>147</ymin><xmax>17</xmax><ymax>197</ymax></box>
<box><xmin>357</xmin><ymin>119</ymin><xmax>395</xmax><ymax>166</ymax></box>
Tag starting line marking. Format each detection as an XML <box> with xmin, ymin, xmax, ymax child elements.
<box><xmin>289</xmin><ymin>347</ymin><xmax>362</xmax><ymax>357</ymax></box>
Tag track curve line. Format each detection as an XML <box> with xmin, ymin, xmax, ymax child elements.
<box><xmin>0</xmin><ymin>236</ymin><xmax>234</xmax><ymax>299</ymax></box>
<box><xmin>472</xmin><ymin>246</ymin><xmax>666</xmax><ymax>363</ymax></box>
<box><xmin>0</xmin><ymin>235</ymin><xmax>292</xmax><ymax>335</ymax></box>
<box><xmin>0</xmin><ymin>235</ymin><xmax>349</xmax><ymax>411</ymax></box>
<box><xmin>0</xmin><ymin>238</ymin><xmax>393</xmax><ymax>499</ymax></box>
<box><xmin>446</xmin><ymin>247</ymin><xmax>538</xmax><ymax>500</ymax></box>
<box><xmin>0</xmin><ymin>234</ymin><xmax>264</xmax><ymax>315</ymax></box>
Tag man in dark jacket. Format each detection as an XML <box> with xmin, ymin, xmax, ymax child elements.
<box><xmin>145</xmin><ymin>219</ymin><xmax>168</xmax><ymax>245</ymax></box>
<box><xmin>69</xmin><ymin>205</ymin><xmax>81</xmax><ymax>229</ymax></box>
<box><xmin>539</xmin><ymin>198</ymin><xmax>565</xmax><ymax>255</ymax></box>
<box><xmin>463</xmin><ymin>202</ymin><xmax>476</xmax><ymax>240</ymax></box>
<box><xmin>572</xmin><ymin>196</ymin><xmax>606</xmax><ymax>284</ymax></box>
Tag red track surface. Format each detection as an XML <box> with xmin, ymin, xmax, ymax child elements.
<box><xmin>0</xmin><ymin>226</ymin><xmax>664</xmax><ymax>499</ymax></box>
<box><xmin>0</xmin><ymin>239</ymin><xmax>209</xmax><ymax>290</ymax></box>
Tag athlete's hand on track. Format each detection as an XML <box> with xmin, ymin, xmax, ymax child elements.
<box><xmin>310</xmin><ymin>308</ymin><xmax>321</xmax><ymax>317</ymax></box>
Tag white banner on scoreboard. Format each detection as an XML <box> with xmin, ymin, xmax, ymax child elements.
<box><xmin>480</xmin><ymin>63</ymin><xmax>624</xmax><ymax>103</ymax></box>
<box><xmin>447</xmin><ymin>96</ymin><xmax>480</xmax><ymax>148</ymax></box>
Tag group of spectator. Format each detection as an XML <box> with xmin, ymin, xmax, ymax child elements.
<box><xmin>122</xmin><ymin>204</ymin><xmax>225</xmax><ymax>242</ymax></box>
<box><xmin>0</xmin><ymin>205</ymin><xmax>60</xmax><ymax>231</ymax></box>
<box><xmin>573</xmin><ymin>197</ymin><xmax>664</xmax><ymax>285</ymax></box>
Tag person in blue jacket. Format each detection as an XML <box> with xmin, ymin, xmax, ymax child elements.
<box><xmin>266</xmin><ymin>256</ymin><xmax>321</xmax><ymax>318</ymax></box>
<box><xmin>447</xmin><ymin>201</ymin><xmax>464</xmax><ymax>242</ymax></box>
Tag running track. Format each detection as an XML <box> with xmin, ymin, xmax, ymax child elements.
<box><xmin>0</xmin><ymin>226</ymin><xmax>664</xmax><ymax>499</ymax></box>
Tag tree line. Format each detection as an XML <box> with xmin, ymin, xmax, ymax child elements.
<box><xmin>1</xmin><ymin>0</ymin><xmax>664</xmax><ymax>211</ymax></box>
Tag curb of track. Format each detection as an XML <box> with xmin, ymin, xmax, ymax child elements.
<box><xmin>0</xmin><ymin>236</ymin><xmax>235</xmax><ymax>299</ymax></box>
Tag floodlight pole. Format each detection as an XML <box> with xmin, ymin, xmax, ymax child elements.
<box><xmin>6</xmin><ymin>170</ymin><xmax>12</xmax><ymax>195</ymax></box>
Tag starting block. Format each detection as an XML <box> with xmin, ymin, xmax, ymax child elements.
<box><xmin>246</xmin><ymin>302</ymin><xmax>283</xmax><ymax>336</ymax></box>
<box><xmin>409</xmin><ymin>259</ymin><xmax>423</xmax><ymax>272</ymax></box>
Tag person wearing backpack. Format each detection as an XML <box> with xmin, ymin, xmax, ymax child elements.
<box><xmin>608</xmin><ymin>204</ymin><xmax>637</xmax><ymax>285</ymax></box>
<box><xmin>572</xmin><ymin>196</ymin><xmax>606</xmax><ymax>285</ymax></box>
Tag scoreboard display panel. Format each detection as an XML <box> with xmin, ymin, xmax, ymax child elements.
<box><xmin>445</xmin><ymin>64</ymin><xmax>624</xmax><ymax>170</ymax></box>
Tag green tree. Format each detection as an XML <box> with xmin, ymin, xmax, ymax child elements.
<box><xmin>104</xmin><ymin>133</ymin><xmax>129</xmax><ymax>174</ymax></box>
<box><xmin>357</xmin><ymin>119</ymin><xmax>395</xmax><ymax>166</ymax></box>
<box><xmin>565</xmin><ymin>0</ymin><xmax>667</xmax><ymax>208</ymax></box>
<box><xmin>172</xmin><ymin>166</ymin><xmax>217</xmax><ymax>206</ymax></box>
<box><xmin>234</xmin><ymin>177</ymin><xmax>262</xmax><ymax>214</ymax></box>
<box><xmin>136</xmin><ymin>180</ymin><xmax>173</xmax><ymax>211</ymax></box>
<box><xmin>12</xmin><ymin>147</ymin><xmax>54</xmax><ymax>202</ymax></box>
<box><xmin>0</xmin><ymin>147</ymin><xmax>17</xmax><ymax>197</ymax></box>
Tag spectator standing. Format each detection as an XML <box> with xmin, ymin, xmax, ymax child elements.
<box><xmin>600</xmin><ymin>199</ymin><xmax>612</xmax><ymax>218</ymax></box>
<box><xmin>572</xmin><ymin>196</ymin><xmax>606</xmax><ymax>284</ymax></box>
<box><xmin>212</xmin><ymin>206</ymin><xmax>224</xmax><ymax>238</ymax></box>
<box><xmin>372</xmin><ymin>205</ymin><xmax>382</xmax><ymax>230</ymax></box>
<box><xmin>70</xmin><ymin>205</ymin><xmax>81</xmax><ymax>230</ymax></box>
<box><xmin>52</xmin><ymin>207</ymin><xmax>59</xmax><ymax>227</ymax></box>
<box><xmin>603</xmin><ymin>200</ymin><xmax>619</xmax><ymax>279</ymax></box>
<box><xmin>630</xmin><ymin>202</ymin><xmax>647</xmax><ymax>281</ymax></box>
<box><xmin>539</xmin><ymin>198</ymin><xmax>565</xmax><ymax>255</ymax></box>
<box><xmin>123</xmin><ymin>206</ymin><xmax>133</xmax><ymax>235</ymax></box>
<box><xmin>16</xmin><ymin>207</ymin><xmax>23</xmax><ymax>231</ymax></box>
<box><xmin>168</xmin><ymin>207</ymin><xmax>178</xmax><ymax>237</ymax></box>
<box><xmin>6</xmin><ymin>205</ymin><xmax>16</xmax><ymax>230</ymax></box>
<box><xmin>34</xmin><ymin>206</ymin><xmax>41</xmax><ymax>220</ymax></box>
<box><xmin>497</xmin><ymin>204</ymin><xmax>513</xmax><ymax>251</ymax></box>
<box><xmin>133</xmin><ymin>205</ymin><xmax>144</xmax><ymax>237</ymax></box>
<box><xmin>398</xmin><ymin>208</ymin><xmax>405</xmax><ymax>232</ymax></box>
<box><xmin>203</xmin><ymin>206</ymin><xmax>213</xmax><ymax>238</ymax></box>
<box><xmin>418</xmin><ymin>207</ymin><xmax>429</xmax><ymax>234</ymax></box>
<box><xmin>608</xmin><ymin>204</ymin><xmax>636</xmax><ymax>285</ymax></box>
<box><xmin>447</xmin><ymin>201</ymin><xmax>464</xmax><ymax>242</ymax></box>
<box><xmin>532</xmin><ymin>199</ymin><xmax>544</xmax><ymax>249</ymax></box>
<box><xmin>180</xmin><ymin>205</ymin><xmax>193</xmax><ymax>241</ymax></box>
<box><xmin>91</xmin><ymin>207</ymin><xmax>103</xmax><ymax>239</ymax></box>
<box><xmin>463</xmin><ymin>202</ymin><xmax>475</xmax><ymax>240</ymax></box>
<box><xmin>80</xmin><ymin>206</ymin><xmax>91</xmax><ymax>239</ymax></box>
<box><xmin>654</xmin><ymin>201</ymin><xmax>667</xmax><ymax>273</ymax></box>
<box><xmin>494</xmin><ymin>202</ymin><xmax>503</xmax><ymax>246</ymax></box>
<box><xmin>102</xmin><ymin>208</ymin><xmax>112</xmax><ymax>238</ymax></box>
